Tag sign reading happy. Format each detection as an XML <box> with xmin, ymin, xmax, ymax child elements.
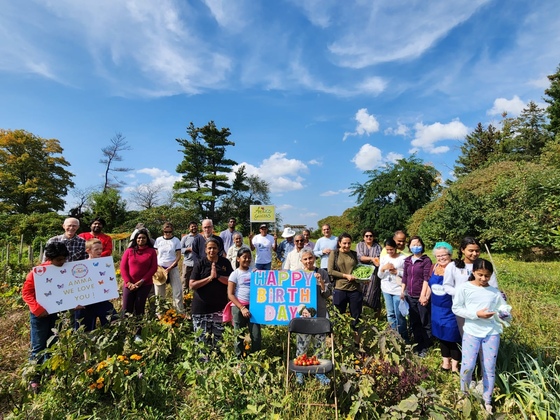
<box><xmin>249</xmin><ymin>270</ymin><xmax>317</xmax><ymax>325</ymax></box>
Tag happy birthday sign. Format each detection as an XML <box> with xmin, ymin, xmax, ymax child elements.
<box><xmin>249</xmin><ymin>270</ymin><xmax>317</xmax><ymax>325</ymax></box>
<box><xmin>33</xmin><ymin>257</ymin><xmax>119</xmax><ymax>314</ymax></box>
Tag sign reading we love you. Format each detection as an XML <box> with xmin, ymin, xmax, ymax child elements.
<box><xmin>249</xmin><ymin>270</ymin><xmax>317</xmax><ymax>325</ymax></box>
<box><xmin>34</xmin><ymin>257</ymin><xmax>119</xmax><ymax>314</ymax></box>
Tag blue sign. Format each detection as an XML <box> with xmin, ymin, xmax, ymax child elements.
<box><xmin>250</xmin><ymin>270</ymin><xmax>317</xmax><ymax>325</ymax></box>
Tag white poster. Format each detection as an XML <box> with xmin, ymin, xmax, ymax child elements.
<box><xmin>34</xmin><ymin>257</ymin><xmax>119</xmax><ymax>314</ymax></box>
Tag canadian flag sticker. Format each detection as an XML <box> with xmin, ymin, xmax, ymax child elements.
<box><xmin>34</xmin><ymin>266</ymin><xmax>46</xmax><ymax>276</ymax></box>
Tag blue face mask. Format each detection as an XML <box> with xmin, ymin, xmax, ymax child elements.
<box><xmin>410</xmin><ymin>245</ymin><xmax>423</xmax><ymax>254</ymax></box>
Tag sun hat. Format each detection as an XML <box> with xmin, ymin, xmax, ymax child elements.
<box><xmin>152</xmin><ymin>266</ymin><xmax>168</xmax><ymax>286</ymax></box>
<box><xmin>281</xmin><ymin>227</ymin><xmax>296</xmax><ymax>238</ymax></box>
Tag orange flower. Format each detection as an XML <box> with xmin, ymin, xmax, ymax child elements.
<box><xmin>124</xmin><ymin>369</ymin><xmax>130</xmax><ymax>375</ymax></box>
<box><xmin>117</xmin><ymin>355</ymin><xmax>127</xmax><ymax>362</ymax></box>
<box><xmin>130</xmin><ymin>354</ymin><xmax>142</xmax><ymax>361</ymax></box>
<box><xmin>86</xmin><ymin>368</ymin><xmax>94</xmax><ymax>375</ymax></box>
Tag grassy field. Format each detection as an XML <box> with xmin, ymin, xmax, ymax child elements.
<box><xmin>0</xmin><ymin>254</ymin><xmax>559</xmax><ymax>419</ymax></box>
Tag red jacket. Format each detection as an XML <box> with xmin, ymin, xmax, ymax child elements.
<box><xmin>79</xmin><ymin>232</ymin><xmax>113</xmax><ymax>257</ymax></box>
<box><xmin>22</xmin><ymin>262</ymin><xmax>51</xmax><ymax>316</ymax></box>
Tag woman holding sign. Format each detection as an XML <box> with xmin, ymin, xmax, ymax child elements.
<box><xmin>190</xmin><ymin>238</ymin><xmax>233</xmax><ymax>358</ymax></box>
<box><xmin>328</xmin><ymin>233</ymin><xmax>361</xmax><ymax>347</ymax></box>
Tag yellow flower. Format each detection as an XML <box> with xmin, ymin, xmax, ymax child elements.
<box><xmin>96</xmin><ymin>361</ymin><xmax>107</xmax><ymax>372</ymax></box>
<box><xmin>124</xmin><ymin>369</ymin><xmax>130</xmax><ymax>375</ymax></box>
<box><xmin>117</xmin><ymin>355</ymin><xmax>127</xmax><ymax>362</ymax></box>
<box><xmin>86</xmin><ymin>368</ymin><xmax>94</xmax><ymax>375</ymax></box>
<box><xmin>130</xmin><ymin>354</ymin><xmax>142</xmax><ymax>361</ymax></box>
<box><xmin>96</xmin><ymin>377</ymin><xmax>105</xmax><ymax>384</ymax></box>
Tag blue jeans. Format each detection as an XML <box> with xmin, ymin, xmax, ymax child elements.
<box><xmin>383</xmin><ymin>292</ymin><xmax>408</xmax><ymax>341</ymax></box>
<box><xmin>29</xmin><ymin>312</ymin><xmax>58</xmax><ymax>363</ymax></box>
<box><xmin>255</xmin><ymin>263</ymin><xmax>271</xmax><ymax>270</ymax></box>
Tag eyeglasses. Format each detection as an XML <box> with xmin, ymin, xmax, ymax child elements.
<box><xmin>364</xmin><ymin>234</ymin><xmax>373</xmax><ymax>237</ymax></box>
<box><xmin>295</xmin><ymin>239</ymin><xmax>304</xmax><ymax>242</ymax></box>
<box><xmin>163</xmin><ymin>230</ymin><xmax>173</xmax><ymax>234</ymax></box>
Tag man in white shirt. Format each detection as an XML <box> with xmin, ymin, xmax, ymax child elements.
<box><xmin>313</xmin><ymin>224</ymin><xmax>338</xmax><ymax>269</ymax></box>
<box><xmin>249</xmin><ymin>224</ymin><xmax>277</xmax><ymax>270</ymax></box>
<box><xmin>283</xmin><ymin>234</ymin><xmax>305</xmax><ymax>270</ymax></box>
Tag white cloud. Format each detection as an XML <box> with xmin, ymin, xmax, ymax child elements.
<box><xmin>277</xmin><ymin>204</ymin><xmax>294</xmax><ymax>211</ymax></box>
<box><xmin>411</xmin><ymin>120</ymin><xmax>469</xmax><ymax>154</ymax></box>
<box><xmin>385</xmin><ymin>122</ymin><xmax>410</xmax><ymax>137</ymax></box>
<box><xmin>202</xmin><ymin>0</ymin><xmax>251</xmax><ymax>32</ymax></box>
<box><xmin>351</xmin><ymin>144</ymin><xmax>383</xmax><ymax>171</ymax></box>
<box><xmin>235</xmin><ymin>152</ymin><xmax>308</xmax><ymax>193</ymax></box>
<box><xmin>308</xmin><ymin>159</ymin><xmax>322</xmax><ymax>166</ymax></box>
<box><xmin>320</xmin><ymin>188</ymin><xmax>352</xmax><ymax>197</ymax></box>
<box><xmin>134</xmin><ymin>167</ymin><xmax>181</xmax><ymax>190</ymax></box>
<box><xmin>343</xmin><ymin>108</ymin><xmax>380</xmax><ymax>141</ymax></box>
<box><xmin>386</xmin><ymin>152</ymin><xmax>404</xmax><ymax>163</ymax></box>
<box><xmin>487</xmin><ymin>95</ymin><xmax>525</xmax><ymax>116</ymax></box>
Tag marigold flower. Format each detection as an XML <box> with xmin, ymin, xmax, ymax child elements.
<box><xmin>117</xmin><ymin>355</ymin><xmax>127</xmax><ymax>362</ymax></box>
<box><xmin>86</xmin><ymin>368</ymin><xmax>94</xmax><ymax>375</ymax></box>
<box><xmin>89</xmin><ymin>383</ymin><xmax>97</xmax><ymax>390</ymax></box>
<box><xmin>96</xmin><ymin>377</ymin><xmax>105</xmax><ymax>384</ymax></box>
<box><xmin>130</xmin><ymin>354</ymin><xmax>142</xmax><ymax>361</ymax></box>
<box><xmin>124</xmin><ymin>369</ymin><xmax>130</xmax><ymax>375</ymax></box>
<box><xmin>96</xmin><ymin>361</ymin><xmax>107</xmax><ymax>372</ymax></box>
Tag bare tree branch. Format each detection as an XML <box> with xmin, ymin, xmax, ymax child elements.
<box><xmin>100</xmin><ymin>132</ymin><xmax>132</xmax><ymax>192</ymax></box>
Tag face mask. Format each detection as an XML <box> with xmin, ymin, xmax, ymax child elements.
<box><xmin>410</xmin><ymin>246</ymin><xmax>423</xmax><ymax>254</ymax></box>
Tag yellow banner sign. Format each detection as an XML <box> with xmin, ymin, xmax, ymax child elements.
<box><xmin>250</xmin><ymin>205</ymin><xmax>276</xmax><ymax>222</ymax></box>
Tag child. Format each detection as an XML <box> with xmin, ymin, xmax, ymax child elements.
<box><xmin>22</xmin><ymin>242</ymin><xmax>69</xmax><ymax>392</ymax></box>
<box><xmin>452</xmin><ymin>259</ymin><xmax>511</xmax><ymax>414</ymax></box>
<box><xmin>226</xmin><ymin>248</ymin><xmax>261</xmax><ymax>357</ymax></box>
<box><xmin>74</xmin><ymin>239</ymin><xmax>117</xmax><ymax>331</ymax></box>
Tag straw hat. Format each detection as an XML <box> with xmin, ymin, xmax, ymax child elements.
<box><xmin>152</xmin><ymin>266</ymin><xmax>168</xmax><ymax>286</ymax></box>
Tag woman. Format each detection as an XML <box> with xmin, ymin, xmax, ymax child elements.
<box><xmin>356</xmin><ymin>229</ymin><xmax>382</xmax><ymax>312</ymax></box>
<box><xmin>227</xmin><ymin>248</ymin><xmax>260</xmax><ymax>358</ymax></box>
<box><xmin>378</xmin><ymin>238</ymin><xmax>408</xmax><ymax>340</ymax></box>
<box><xmin>226</xmin><ymin>232</ymin><xmax>248</xmax><ymax>270</ymax></box>
<box><xmin>328</xmin><ymin>233</ymin><xmax>361</xmax><ymax>346</ymax></box>
<box><xmin>401</xmin><ymin>235</ymin><xmax>432</xmax><ymax>357</ymax></box>
<box><xmin>295</xmin><ymin>249</ymin><xmax>333</xmax><ymax>385</ymax></box>
<box><xmin>190</xmin><ymin>238</ymin><xmax>233</xmax><ymax>356</ymax></box>
<box><xmin>442</xmin><ymin>237</ymin><xmax>498</xmax><ymax>335</ymax></box>
<box><xmin>120</xmin><ymin>229</ymin><xmax>158</xmax><ymax>341</ymax></box>
<box><xmin>422</xmin><ymin>242</ymin><xmax>461</xmax><ymax>372</ymax></box>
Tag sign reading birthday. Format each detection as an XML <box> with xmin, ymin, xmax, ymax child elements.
<box><xmin>250</xmin><ymin>205</ymin><xmax>276</xmax><ymax>223</ymax></box>
<box><xmin>250</xmin><ymin>270</ymin><xmax>317</xmax><ymax>325</ymax></box>
<box><xmin>34</xmin><ymin>257</ymin><xmax>119</xmax><ymax>314</ymax></box>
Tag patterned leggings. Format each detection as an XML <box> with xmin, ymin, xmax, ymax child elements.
<box><xmin>460</xmin><ymin>332</ymin><xmax>500</xmax><ymax>404</ymax></box>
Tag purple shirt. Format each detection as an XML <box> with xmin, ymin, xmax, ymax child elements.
<box><xmin>402</xmin><ymin>254</ymin><xmax>432</xmax><ymax>298</ymax></box>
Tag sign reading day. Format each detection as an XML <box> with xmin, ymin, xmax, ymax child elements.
<box><xmin>249</xmin><ymin>270</ymin><xmax>317</xmax><ymax>326</ymax></box>
<box><xmin>249</xmin><ymin>205</ymin><xmax>276</xmax><ymax>223</ymax></box>
<box><xmin>34</xmin><ymin>257</ymin><xmax>119</xmax><ymax>314</ymax></box>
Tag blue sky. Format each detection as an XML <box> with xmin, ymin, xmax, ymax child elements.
<box><xmin>1</xmin><ymin>0</ymin><xmax>559</xmax><ymax>231</ymax></box>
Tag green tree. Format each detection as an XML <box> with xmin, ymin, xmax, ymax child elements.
<box><xmin>500</xmin><ymin>101</ymin><xmax>552</xmax><ymax>160</ymax></box>
<box><xmin>351</xmin><ymin>156</ymin><xmax>440</xmax><ymax>241</ymax></box>
<box><xmin>217</xmin><ymin>165</ymin><xmax>271</xmax><ymax>235</ymax></box>
<box><xmin>454</xmin><ymin>123</ymin><xmax>501</xmax><ymax>177</ymax></box>
<box><xmin>0</xmin><ymin>129</ymin><xmax>74</xmax><ymax>214</ymax></box>
<box><xmin>544</xmin><ymin>63</ymin><xmax>560</xmax><ymax>138</ymax></box>
<box><xmin>87</xmin><ymin>188</ymin><xmax>128</xmax><ymax>232</ymax></box>
<box><xmin>174</xmin><ymin>121</ymin><xmax>237</xmax><ymax>221</ymax></box>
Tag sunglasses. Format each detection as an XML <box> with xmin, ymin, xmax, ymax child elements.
<box><xmin>364</xmin><ymin>234</ymin><xmax>374</xmax><ymax>237</ymax></box>
<box><xmin>295</xmin><ymin>239</ymin><xmax>304</xmax><ymax>242</ymax></box>
<box><xmin>163</xmin><ymin>230</ymin><xmax>173</xmax><ymax>234</ymax></box>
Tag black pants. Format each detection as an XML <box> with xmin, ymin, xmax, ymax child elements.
<box><xmin>406</xmin><ymin>295</ymin><xmax>432</xmax><ymax>352</ymax></box>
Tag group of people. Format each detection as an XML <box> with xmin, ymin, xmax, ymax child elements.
<box><xmin>22</xmin><ymin>217</ymin><xmax>512</xmax><ymax>412</ymax></box>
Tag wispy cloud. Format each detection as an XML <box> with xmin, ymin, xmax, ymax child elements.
<box><xmin>320</xmin><ymin>188</ymin><xmax>352</xmax><ymax>197</ymax></box>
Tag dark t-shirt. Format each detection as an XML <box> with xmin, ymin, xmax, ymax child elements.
<box><xmin>190</xmin><ymin>256</ymin><xmax>233</xmax><ymax>314</ymax></box>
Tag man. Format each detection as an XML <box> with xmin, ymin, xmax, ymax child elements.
<box><xmin>276</xmin><ymin>227</ymin><xmax>296</xmax><ymax>263</ymax></box>
<box><xmin>302</xmin><ymin>228</ymin><xmax>314</xmax><ymax>249</ymax></box>
<box><xmin>380</xmin><ymin>230</ymin><xmax>411</xmax><ymax>257</ymax></box>
<box><xmin>180</xmin><ymin>221</ymin><xmax>199</xmax><ymax>292</ymax></box>
<box><xmin>282</xmin><ymin>233</ymin><xmax>306</xmax><ymax>270</ymax></box>
<box><xmin>249</xmin><ymin>224</ymin><xmax>277</xmax><ymax>270</ymax></box>
<box><xmin>78</xmin><ymin>217</ymin><xmax>113</xmax><ymax>257</ymax></box>
<box><xmin>191</xmin><ymin>219</ymin><xmax>224</xmax><ymax>261</ymax></box>
<box><xmin>45</xmin><ymin>217</ymin><xmax>87</xmax><ymax>262</ymax></box>
<box><xmin>313</xmin><ymin>224</ymin><xmax>338</xmax><ymax>269</ymax></box>
<box><xmin>219</xmin><ymin>217</ymin><xmax>241</xmax><ymax>255</ymax></box>
<box><xmin>154</xmin><ymin>222</ymin><xmax>184</xmax><ymax>313</ymax></box>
